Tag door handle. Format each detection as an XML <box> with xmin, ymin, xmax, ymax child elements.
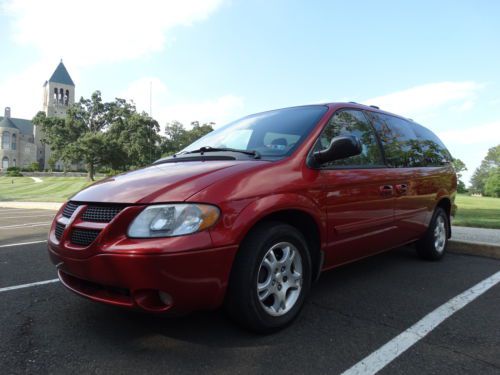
<box><xmin>395</xmin><ymin>184</ymin><xmax>408</xmax><ymax>194</ymax></box>
<box><xmin>379</xmin><ymin>185</ymin><xmax>393</xmax><ymax>196</ymax></box>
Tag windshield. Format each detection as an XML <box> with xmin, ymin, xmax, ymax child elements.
<box><xmin>181</xmin><ymin>105</ymin><xmax>328</xmax><ymax>160</ymax></box>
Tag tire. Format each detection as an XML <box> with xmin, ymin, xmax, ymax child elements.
<box><xmin>225</xmin><ymin>221</ymin><xmax>312</xmax><ymax>333</ymax></box>
<box><xmin>416</xmin><ymin>207</ymin><xmax>449</xmax><ymax>260</ymax></box>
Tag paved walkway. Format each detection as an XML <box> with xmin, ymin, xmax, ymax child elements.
<box><xmin>452</xmin><ymin>226</ymin><xmax>500</xmax><ymax>245</ymax></box>
<box><xmin>0</xmin><ymin>201</ymin><xmax>62</xmax><ymax>211</ymax></box>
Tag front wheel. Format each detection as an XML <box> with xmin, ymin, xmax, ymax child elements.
<box><xmin>225</xmin><ymin>222</ymin><xmax>311</xmax><ymax>333</ymax></box>
<box><xmin>416</xmin><ymin>207</ymin><xmax>449</xmax><ymax>260</ymax></box>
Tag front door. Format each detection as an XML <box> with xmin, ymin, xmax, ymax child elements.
<box><xmin>314</xmin><ymin>109</ymin><xmax>400</xmax><ymax>267</ymax></box>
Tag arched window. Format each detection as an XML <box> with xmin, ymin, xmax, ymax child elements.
<box><xmin>54</xmin><ymin>88</ymin><xmax>58</xmax><ymax>102</ymax></box>
<box><xmin>12</xmin><ymin>133</ymin><xmax>17</xmax><ymax>150</ymax></box>
<box><xmin>13</xmin><ymin>158</ymin><xmax>16</xmax><ymax>167</ymax></box>
<box><xmin>65</xmin><ymin>90</ymin><xmax>70</xmax><ymax>105</ymax></box>
<box><xmin>59</xmin><ymin>88</ymin><xmax>64</xmax><ymax>104</ymax></box>
<box><xmin>2</xmin><ymin>156</ymin><xmax>8</xmax><ymax>170</ymax></box>
<box><xmin>2</xmin><ymin>131</ymin><xmax>10</xmax><ymax>150</ymax></box>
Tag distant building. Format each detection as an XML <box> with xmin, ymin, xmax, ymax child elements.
<box><xmin>0</xmin><ymin>60</ymin><xmax>75</xmax><ymax>171</ymax></box>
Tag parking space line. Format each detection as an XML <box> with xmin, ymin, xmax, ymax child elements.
<box><xmin>0</xmin><ymin>278</ymin><xmax>59</xmax><ymax>293</ymax></box>
<box><xmin>0</xmin><ymin>240</ymin><xmax>47</xmax><ymax>248</ymax></box>
<box><xmin>341</xmin><ymin>270</ymin><xmax>500</xmax><ymax>375</ymax></box>
<box><xmin>0</xmin><ymin>222</ymin><xmax>51</xmax><ymax>229</ymax></box>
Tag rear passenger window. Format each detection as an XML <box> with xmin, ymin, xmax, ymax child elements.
<box><xmin>368</xmin><ymin>113</ymin><xmax>420</xmax><ymax>167</ymax></box>
<box><xmin>411</xmin><ymin>123</ymin><xmax>451</xmax><ymax>166</ymax></box>
<box><xmin>314</xmin><ymin>110</ymin><xmax>384</xmax><ymax>168</ymax></box>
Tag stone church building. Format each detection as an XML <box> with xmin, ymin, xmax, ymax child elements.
<box><xmin>0</xmin><ymin>61</ymin><xmax>75</xmax><ymax>171</ymax></box>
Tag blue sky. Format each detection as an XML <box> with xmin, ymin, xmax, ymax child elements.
<box><xmin>1</xmin><ymin>0</ymin><xmax>499</xmax><ymax>183</ymax></box>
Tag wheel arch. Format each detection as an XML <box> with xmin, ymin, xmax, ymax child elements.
<box><xmin>435</xmin><ymin>196</ymin><xmax>452</xmax><ymax>238</ymax></box>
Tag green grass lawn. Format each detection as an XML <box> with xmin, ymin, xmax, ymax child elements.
<box><xmin>0</xmin><ymin>176</ymin><xmax>99</xmax><ymax>202</ymax></box>
<box><xmin>454</xmin><ymin>194</ymin><xmax>500</xmax><ymax>229</ymax></box>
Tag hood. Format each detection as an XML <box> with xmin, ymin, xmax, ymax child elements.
<box><xmin>71</xmin><ymin>160</ymin><xmax>264</xmax><ymax>204</ymax></box>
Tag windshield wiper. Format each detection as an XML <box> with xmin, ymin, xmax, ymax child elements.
<box><xmin>176</xmin><ymin>146</ymin><xmax>261</xmax><ymax>159</ymax></box>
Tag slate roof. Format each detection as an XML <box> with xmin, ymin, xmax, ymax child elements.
<box><xmin>0</xmin><ymin>116</ymin><xmax>18</xmax><ymax>130</ymax></box>
<box><xmin>0</xmin><ymin>117</ymin><xmax>33</xmax><ymax>135</ymax></box>
<box><xmin>48</xmin><ymin>61</ymin><xmax>75</xmax><ymax>86</ymax></box>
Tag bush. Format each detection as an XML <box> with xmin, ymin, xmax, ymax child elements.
<box><xmin>30</xmin><ymin>162</ymin><xmax>41</xmax><ymax>172</ymax></box>
<box><xmin>6</xmin><ymin>167</ymin><xmax>23</xmax><ymax>177</ymax></box>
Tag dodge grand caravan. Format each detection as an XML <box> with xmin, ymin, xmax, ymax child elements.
<box><xmin>48</xmin><ymin>102</ymin><xmax>457</xmax><ymax>332</ymax></box>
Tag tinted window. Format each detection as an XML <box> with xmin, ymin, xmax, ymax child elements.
<box><xmin>183</xmin><ymin>106</ymin><xmax>328</xmax><ymax>160</ymax></box>
<box><xmin>314</xmin><ymin>110</ymin><xmax>384</xmax><ymax>167</ymax></box>
<box><xmin>368</xmin><ymin>113</ymin><xmax>421</xmax><ymax>167</ymax></box>
<box><xmin>411</xmin><ymin>123</ymin><xmax>451</xmax><ymax>166</ymax></box>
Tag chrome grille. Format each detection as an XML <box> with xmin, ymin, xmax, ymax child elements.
<box><xmin>82</xmin><ymin>206</ymin><xmax>123</xmax><ymax>223</ymax></box>
<box><xmin>55</xmin><ymin>222</ymin><xmax>65</xmax><ymax>240</ymax></box>
<box><xmin>62</xmin><ymin>202</ymin><xmax>80</xmax><ymax>218</ymax></box>
<box><xmin>70</xmin><ymin>229</ymin><xmax>100</xmax><ymax>246</ymax></box>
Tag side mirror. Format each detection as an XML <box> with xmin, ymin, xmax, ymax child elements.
<box><xmin>313</xmin><ymin>135</ymin><xmax>362</xmax><ymax>165</ymax></box>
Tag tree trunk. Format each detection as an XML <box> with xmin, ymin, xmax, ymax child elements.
<box><xmin>87</xmin><ymin>162</ymin><xmax>94</xmax><ymax>181</ymax></box>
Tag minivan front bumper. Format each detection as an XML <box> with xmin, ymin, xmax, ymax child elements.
<box><xmin>48</xmin><ymin>243</ymin><xmax>238</xmax><ymax>313</ymax></box>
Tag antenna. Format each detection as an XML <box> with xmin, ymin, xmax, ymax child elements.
<box><xmin>149</xmin><ymin>81</ymin><xmax>153</xmax><ymax>164</ymax></box>
<box><xmin>149</xmin><ymin>81</ymin><xmax>152</xmax><ymax>116</ymax></box>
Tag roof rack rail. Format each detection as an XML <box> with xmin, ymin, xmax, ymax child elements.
<box><xmin>348</xmin><ymin>101</ymin><xmax>358</xmax><ymax>104</ymax></box>
<box><xmin>369</xmin><ymin>105</ymin><xmax>379</xmax><ymax>109</ymax></box>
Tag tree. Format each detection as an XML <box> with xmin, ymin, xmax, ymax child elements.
<box><xmin>107</xmin><ymin>99</ymin><xmax>163</xmax><ymax>168</ymax></box>
<box><xmin>33</xmin><ymin>91</ymin><xmax>163</xmax><ymax>181</ymax></box>
<box><xmin>484</xmin><ymin>168</ymin><xmax>500</xmax><ymax>197</ymax></box>
<box><xmin>470</xmin><ymin>145</ymin><xmax>500</xmax><ymax>195</ymax></box>
<box><xmin>162</xmin><ymin>121</ymin><xmax>214</xmax><ymax>156</ymax></box>
<box><xmin>451</xmin><ymin>158</ymin><xmax>467</xmax><ymax>193</ymax></box>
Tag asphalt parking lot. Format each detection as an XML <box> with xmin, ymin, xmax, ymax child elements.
<box><xmin>1</xmin><ymin>208</ymin><xmax>499</xmax><ymax>375</ymax></box>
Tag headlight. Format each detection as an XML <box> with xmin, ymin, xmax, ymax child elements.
<box><xmin>128</xmin><ymin>204</ymin><xmax>220</xmax><ymax>238</ymax></box>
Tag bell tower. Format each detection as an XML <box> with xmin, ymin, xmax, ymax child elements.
<box><xmin>36</xmin><ymin>60</ymin><xmax>75</xmax><ymax>169</ymax></box>
<box><xmin>43</xmin><ymin>59</ymin><xmax>75</xmax><ymax>117</ymax></box>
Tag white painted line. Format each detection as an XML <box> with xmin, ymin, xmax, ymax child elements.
<box><xmin>0</xmin><ymin>278</ymin><xmax>59</xmax><ymax>293</ymax></box>
<box><xmin>30</xmin><ymin>177</ymin><xmax>43</xmax><ymax>183</ymax></box>
<box><xmin>0</xmin><ymin>214</ymin><xmax>55</xmax><ymax>220</ymax></box>
<box><xmin>0</xmin><ymin>240</ymin><xmax>47</xmax><ymax>248</ymax></box>
<box><xmin>0</xmin><ymin>222</ymin><xmax>51</xmax><ymax>229</ymax></box>
<box><xmin>341</xmin><ymin>270</ymin><xmax>500</xmax><ymax>375</ymax></box>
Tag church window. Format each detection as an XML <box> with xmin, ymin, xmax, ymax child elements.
<box><xmin>65</xmin><ymin>89</ymin><xmax>69</xmax><ymax>105</ymax></box>
<box><xmin>2</xmin><ymin>131</ymin><xmax>10</xmax><ymax>150</ymax></box>
<box><xmin>54</xmin><ymin>88</ymin><xmax>58</xmax><ymax>102</ymax></box>
<box><xmin>13</xmin><ymin>158</ymin><xmax>16</xmax><ymax>167</ymax></box>
<box><xmin>12</xmin><ymin>133</ymin><xmax>17</xmax><ymax>150</ymax></box>
<box><xmin>1</xmin><ymin>156</ymin><xmax>8</xmax><ymax>169</ymax></box>
<box><xmin>59</xmin><ymin>88</ymin><xmax>64</xmax><ymax>104</ymax></box>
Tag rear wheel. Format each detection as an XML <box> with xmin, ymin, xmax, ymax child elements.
<box><xmin>416</xmin><ymin>207</ymin><xmax>449</xmax><ymax>260</ymax></box>
<box><xmin>225</xmin><ymin>222</ymin><xmax>311</xmax><ymax>333</ymax></box>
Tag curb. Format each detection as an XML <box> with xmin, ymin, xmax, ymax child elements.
<box><xmin>0</xmin><ymin>202</ymin><xmax>62</xmax><ymax>211</ymax></box>
<box><xmin>448</xmin><ymin>240</ymin><xmax>500</xmax><ymax>260</ymax></box>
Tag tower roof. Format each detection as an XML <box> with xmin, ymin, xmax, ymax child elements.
<box><xmin>48</xmin><ymin>60</ymin><xmax>74</xmax><ymax>86</ymax></box>
<box><xmin>0</xmin><ymin>116</ymin><xmax>18</xmax><ymax>130</ymax></box>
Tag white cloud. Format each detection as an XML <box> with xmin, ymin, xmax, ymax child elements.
<box><xmin>118</xmin><ymin>77</ymin><xmax>169</xmax><ymax>115</ymax></box>
<box><xmin>0</xmin><ymin>0</ymin><xmax>225</xmax><ymax>119</ymax></box>
<box><xmin>3</xmin><ymin>0</ymin><xmax>224</xmax><ymax>66</ymax></box>
<box><xmin>438</xmin><ymin>121</ymin><xmax>500</xmax><ymax>146</ymax></box>
<box><xmin>158</xmin><ymin>95</ymin><xmax>244</xmax><ymax>128</ymax></box>
<box><xmin>363</xmin><ymin>81</ymin><xmax>483</xmax><ymax>118</ymax></box>
<box><xmin>119</xmin><ymin>77</ymin><xmax>244</xmax><ymax>129</ymax></box>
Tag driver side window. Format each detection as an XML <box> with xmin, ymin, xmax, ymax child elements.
<box><xmin>315</xmin><ymin>110</ymin><xmax>384</xmax><ymax>168</ymax></box>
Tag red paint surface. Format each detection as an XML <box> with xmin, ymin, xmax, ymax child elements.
<box><xmin>48</xmin><ymin>103</ymin><xmax>456</xmax><ymax>313</ymax></box>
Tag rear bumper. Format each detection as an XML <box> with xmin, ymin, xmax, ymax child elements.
<box><xmin>48</xmin><ymin>244</ymin><xmax>238</xmax><ymax>313</ymax></box>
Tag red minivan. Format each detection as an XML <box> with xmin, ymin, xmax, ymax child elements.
<box><xmin>48</xmin><ymin>102</ymin><xmax>457</xmax><ymax>332</ymax></box>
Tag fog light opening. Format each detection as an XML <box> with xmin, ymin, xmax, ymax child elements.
<box><xmin>159</xmin><ymin>291</ymin><xmax>173</xmax><ymax>306</ymax></box>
